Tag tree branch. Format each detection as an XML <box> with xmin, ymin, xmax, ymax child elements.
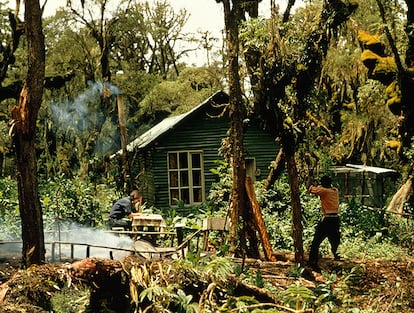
<box><xmin>375</xmin><ymin>0</ymin><xmax>405</xmax><ymax>75</ymax></box>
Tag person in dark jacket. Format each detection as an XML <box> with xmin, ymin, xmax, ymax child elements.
<box><xmin>108</xmin><ymin>189</ymin><xmax>142</xmax><ymax>230</ymax></box>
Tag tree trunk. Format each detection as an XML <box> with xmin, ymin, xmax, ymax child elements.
<box><xmin>117</xmin><ymin>95</ymin><xmax>129</xmax><ymax>192</ymax></box>
<box><xmin>12</xmin><ymin>0</ymin><xmax>45</xmax><ymax>267</ymax></box>
<box><xmin>0</xmin><ymin>151</ymin><xmax>3</xmax><ymax>177</ymax></box>
<box><xmin>222</xmin><ymin>0</ymin><xmax>247</xmax><ymax>257</ymax></box>
<box><xmin>284</xmin><ymin>144</ymin><xmax>304</xmax><ymax>265</ymax></box>
<box><xmin>405</xmin><ymin>0</ymin><xmax>414</xmax><ymax>68</ymax></box>
<box><xmin>263</xmin><ymin>148</ymin><xmax>285</xmax><ymax>190</ymax></box>
<box><xmin>387</xmin><ymin>178</ymin><xmax>412</xmax><ymax>215</ymax></box>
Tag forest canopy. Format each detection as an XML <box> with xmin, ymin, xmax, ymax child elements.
<box><xmin>0</xmin><ymin>0</ymin><xmax>411</xmax><ymax>181</ymax></box>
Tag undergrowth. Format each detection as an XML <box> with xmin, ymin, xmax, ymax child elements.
<box><xmin>1</xmin><ymin>172</ymin><xmax>413</xmax><ymax>312</ymax></box>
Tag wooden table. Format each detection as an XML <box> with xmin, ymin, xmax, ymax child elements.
<box><xmin>131</xmin><ymin>214</ymin><xmax>169</xmax><ymax>244</ymax></box>
<box><xmin>131</xmin><ymin>214</ymin><xmax>166</xmax><ymax>231</ymax></box>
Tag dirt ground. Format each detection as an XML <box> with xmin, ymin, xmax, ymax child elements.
<box><xmin>0</xmin><ymin>252</ymin><xmax>413</xmax><ymax>312</ymax></box>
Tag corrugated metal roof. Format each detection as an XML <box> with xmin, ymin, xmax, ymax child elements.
<box><xmin>126</xmin><ymin>114</ymin><xmax>184</xmax><ymax>151</ymax></box>
<box><xmin>332</xmin><ymin>164</ymin><xmax>396</xmax><ymax>174</ymax></box>
<box><xmin>111</xmin><ymin>90</ymin><xmax>228</xmax><ymax>158</ymax></box>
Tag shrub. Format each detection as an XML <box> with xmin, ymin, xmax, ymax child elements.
<box><xmin>0</xmin><ymin>177</ymin><xmax>19</xmax><ymax>240</ymax></box>
<box><xmin>0</xmin><ymin>176</ymin><xmax>116</xmax><ymax>239</ymax></box>
<box><xmin>40</xmin><ymin>176</ymin><xmax>111</xmax><ymax>229</ymax></box>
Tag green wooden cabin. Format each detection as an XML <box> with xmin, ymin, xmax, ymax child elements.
<box><xmin>118</xmin><ymin>91</ymin><xmax>280</xmax><ymax>210</ymax></box>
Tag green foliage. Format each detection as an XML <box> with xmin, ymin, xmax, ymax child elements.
<box><xmin>341</xmin><ymin>232</ymin><xmax>409</xmax><ymax>260</ymax></box>
<box><xmin>281</xmin><ymin>281</ymin><xmax>316</xmax><ymax>311</ymax></box>
<box><xmin>40</xmin><ymin>176</ymin><xmax>111</xmax><ymax>228</ymax></box>
<box><xmin>207</xmin><ymin>160</ymin><xmax>232</xmax><ymax>215</ymax></box>
<box><xmin>0</xmin><ymin>177</ymin><xmax>19</xmax><ymax>240</ymax></box>
<box><xmin>50</xmin><ymin>286</ymin><xmax>89</xmax><ymax>313</ymax></box>
<box><xmin>184</xmin><ymin>247</ymin><xmax>202</xmax><ymax>267</ymax></box>
<box><xmin>403</xmin><ymin>137</ymin><xmax>414</xmax><ymax>162</ymax></box>
<box><xmin>172</xmin><ymin>289</ymin><xmax>198</xmax><ymax>313</ymax></box>
<box><xmin>256</xmin><ymin>177</ymin><xmax>322</xmax><ymax>250</ymax></box>
<box><xmin>0</xmin><ymin>176</ymin><xmax>116</xmax><ymax>238</ymax></box>
<box><xmin>254</xmin><ymin>270</ymin><xmax>265</xmax><ymax>288</ymax></box>
<box><xmin>129</xmin><ymin>255</ymin><xmax>237</xmax><ymax>312</ymax></box>
<box><xmin>177</xmin><ymin>67</ymin><xmax>223</xmax><ymax>93</ymax></box>
<box><xmin>335</xmin><ymin>80</ymin><xmax>397</xmax><ymax>165</ymax></box>
<box><xmin>222</xmin><ymin>296</ymin><xmax>262</xmax><ymax>312</ymax></box>
<box><xmin>139</xmin><ymin>284</ymin><xmax>176</xmax><ymax>308</ymax></box>
<box><xmin>386</xmin><ymin>214</ymin><xmax>414</xmax><ymax>250</ymax></box>
<box><xmin>139</xmin><ymin>81</ymin><xmax>192</xmax><ymax>117</ymax></box>
<box><xmin>340</xmin><ymin>200</ymin><xmax>387</xmax><ymax>239</ymax></box>
<box><xmin>313</xmin><ymin>272</ymin><xmax>340</xmax><ymax>310</ymax></box>
<box><xmin>201</xmin><ymin>256</ymin><xmax>235</xmax><ymax>283</ymax></box>
<box><xmin>286</xmin><ymin>263</ymin><xmax>305</xmax><ymax>279</ymax></box>
<box><xmin>255</xmin><ymin>176</ymin><xmax>292</xmax><ymax>213</ymax></box>
<box><xmin>138</xmin><ymin>76</ymin><xmax>219</xmax><ymax>128</ymax></box>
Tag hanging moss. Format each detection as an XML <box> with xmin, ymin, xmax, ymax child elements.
<box><xmin>385</xmin><ymin>139</ymin><xmax>402</xmax><ymax>155</ymax></box>
<box><xmin>361</xmin><ymin>48</ymin><xmax>396</xmax><ymax>84</ymax></box>
<box><xmin>361</xmin><ymin>49</ymin><xmax>380</xmax><ymax>69</ymax></box>
<box><xmin>385</xmin><ymin>80</ymin><xmax>400</xmax><ymax>98</ymax></box>
<box><xmin>385</xmin><ymin>80</ymin><xmax>402</xmax><ymax>115</ymax></box>
<box><xmin>358</xmin><ymin>30</ymin><xmax>380</xmax><ymax>45</ymax></box>
<box><xmin>372</xmin><ymin>56</ymin><xmax>397</xmax><ymax>84</ymax></box>
<box><xmin>406</xmin><ymin>67</ymin><xmax>414</xmax><ymax>75</ymax></box>
<box><xmin>373</xmin><ymin>56</ymin><xmax>397</xmax><ymax>73</ymax></box>
<box><xmin>386</xmin><ymin>95</ymin><xmax>402</xmax><ymax>115</ymax></box>
<box><xmin>357</xmin><ymin>30</ymin><xmax>386</xmax><ymax>56</ymax></box>
<box><xmin>342</xmin><ymin>102</ymin><xmax>356</xmax><ymax>111</ymax></box>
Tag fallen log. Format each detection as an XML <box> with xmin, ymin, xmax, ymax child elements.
<box><xmin>0</xmin><ymin>254</ymin><xmax>297</xmax><ymax>312</ymax></box>
<box><xmin>68</xmin><ymin>255</ymin><xmax>284</xmax><ymax>311</ymax></box>
<box><xmin>245</xmin><ymin>177</ymin><xmax>276</xmax><ymax>261</ymax></box>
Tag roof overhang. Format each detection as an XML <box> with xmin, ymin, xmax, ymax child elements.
<box><xmin>331</xmin><ymin>164</ymin><xmax>396</xmax><ymax>175</ymax></box>
<box><xmin>110</xmin><ymin>90</ymin><xmax>229</xmax><ymax>159</ymax></box>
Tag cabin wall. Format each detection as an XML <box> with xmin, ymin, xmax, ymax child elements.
<box><xmin>140</xmin><ymin>115</ymin><xmax>279</xmax><ymax>210</ymax></box>
<box><xmin>151</xmin><ymin>114</ymin><xmax>229</xmax><ymax>209</ymax></box>
<box><xmin>244</xmin><ymin>123</ymin><xmax>279</xmax><ymax>182</ymax></box>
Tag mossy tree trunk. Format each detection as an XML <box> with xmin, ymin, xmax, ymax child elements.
<box><xmin>243</xmin><ymin>0</ymin><xmax>357</xmax><ymax>264</ymax></box>
<box><xmin>220</xmin><ymin>0</ymin><xmax>247</xmax><ymax>256</ymax></box>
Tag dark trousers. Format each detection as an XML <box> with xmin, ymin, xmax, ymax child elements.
<box><xmin>309</xmin><ymin>216</ymin><xmax>340</xmax><ymax>263</ymax></box>
<box><xmin>108</xmin><ymin>217</ymin><xmax>132</xmax><ymax>230</ymax></box>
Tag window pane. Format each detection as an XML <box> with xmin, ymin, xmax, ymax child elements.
<box><xmin>193</xmin><ymin>188</ymin><xmax>202</xmax><ymax>202</ymax></box>
<box><xmin>180</xmin><ymin>171</ymin><xmax>189</xmax><ymax>186</ymax></box>
<box><xmin>170</xmin><ymin>189</ymin><xmax>179</xmax><ymax>204</ymax></box>
<box><xmin>169</xmin><ymin>172</ymin><xmax>178</xmax><ymax>187</ymax></box>
<box><xmin>181</xmin><ymin>188</ymin><xmax>190</xmax><ymax>204</ymax></box>
<box><xmin>169</xmin><ymin>153</ymin><xmax>178</xmax><ymax>169</ymax></box>
<box><xmin>191</xmin><ymin>153</ymin><xmax>201</xmax><ymax>168</ymax></box>
<box><xmin>179</xmin><ymin>152</ymin><xmax>188</xmax><ymax>168</ymax></box>
<box><xmin>168</xmin><ymin>151</ymin><xmax>204</xmax><ymax>206</ymax></box>
<box><xmin>192</xmin><ymin>170</ymin><xmax>201</xmax><ymax>186</ymax></box>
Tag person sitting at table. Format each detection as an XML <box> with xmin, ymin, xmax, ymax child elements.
<box><xmin>108</xmin><ymin>189</ymin><xmax>142</xmax><ymax>230</ymax></box>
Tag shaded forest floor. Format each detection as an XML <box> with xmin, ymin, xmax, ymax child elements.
<box><xmin>0</xmin><ymin>252</ymin><xmax>413</xmax><ymax>312</ymax></box>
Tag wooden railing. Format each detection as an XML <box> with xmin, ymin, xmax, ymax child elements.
<box><xmin>0</xmin><ymin>222</ymin><xmax>225</xmax><ymax>262</ymax></box>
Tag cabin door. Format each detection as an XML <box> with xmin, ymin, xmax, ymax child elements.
<box><xmin>245</xmin><ymin>158</ymin><xmax>256</xmax><ymax>183</ymax></box>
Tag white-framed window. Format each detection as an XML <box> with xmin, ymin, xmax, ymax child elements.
<box><xmin>168</xmin><ymin>151</ymin><xmax>204</xmax><ymax>206</ymax></box>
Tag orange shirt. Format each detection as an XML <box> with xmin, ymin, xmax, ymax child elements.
<box><xmin>309</xmin><ymin>185</ymin><xmax>339</xmax><ymax>214</ymax></box>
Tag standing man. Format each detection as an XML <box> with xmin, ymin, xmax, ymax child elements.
<box><xmin>308</xmin><ymin>175</ymin><xmax>341</xmax><ymax>270</ymax></box>
<box><xmin>108</xmin><ymin>189</ymin><xmax>142</xmax><ymax>230</ymax></box>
